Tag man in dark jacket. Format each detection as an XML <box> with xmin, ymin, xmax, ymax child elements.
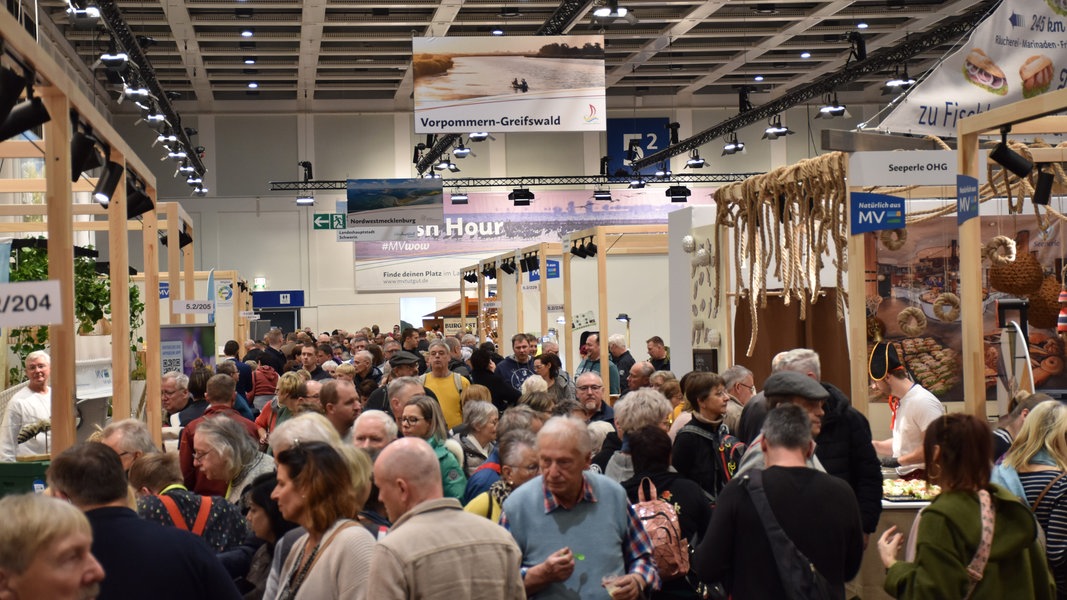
<box><xmin>738</xmin><ymin>349</ymin><xmax>882</xmax><ymax>540</ymax></box>
<box><xmin>495</xmin><ymin>333</ymin><xmax>535</xmax><ymax>392</ymax></box>
<box><xmin>468</xmin><ymin>348</ymin><xmax>520</xmax><ymax>413</ymax></box>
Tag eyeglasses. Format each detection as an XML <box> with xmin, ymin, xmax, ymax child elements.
<box><xmin>509</xmin><ymin>463</ymin><xmax>539</xmax><ymax>474</ymax></box>
<box><xmin>737</xmin><ymin>383</ymin><xmax>755</xmax><ymax>391</ymax></box>
<box><xmin>400</xmin><ymin>416</ymin><xmax>424</xmax><ymax>425</ymax></box>
<box><xmin>305</xmin><ymin>394</ymin><xmax>320</xmax><ymax>399</ymax></box>
<box><xmin>192</xmin><ymin>448</ymin><xmax>215</xmax><ymax>462</ymax></box>
<box><xmin>577</xmin><ymin>385</ymin><xmax>604</xmax><ymax>392</ymax></box>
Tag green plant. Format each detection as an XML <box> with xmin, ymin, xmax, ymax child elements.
<box><xmin>7</xmin><ymin>238</ymin><xmax>147</xmax><ymax>384</ymax></box>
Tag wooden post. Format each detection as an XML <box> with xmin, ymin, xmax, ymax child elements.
<box><xmin>596</xmin><ymin>229</ymin><xmax>610</xmax><ymax>404</ymax></box>
<box><xmin>459</xmin><ymin>271</ymin><xmax>467</xmax><ymax>333</ymax></box>
<box><xmin>477</xmin><ymin>268</ymin><xmax>486</xmax><ymax>343</ymax></box>
<box><xmin>514</xmin><ymin>254</ymin><xmax>524</xmax><ymax>335</ymax></box>
<box><xmin>562</xmin><ymin>236</ymin><xmax>574</xmax><ymax>371</ymax></box>
<box><xmin>183</xmin><ymin>228</ymin><xmax>195</xmax><ymax>325</ymax></box>
<box><xmin>167</xmin><ymin>204</ymin><xmax>181</xmax><ymax>324</ymax></box>
<box><xmin>42</xmin><ymin>89</ymin><xmax>76</xmax><ymax>455</ymax></box>
<box><xmin>142</xmin><ymin>191</ymin><xmax>162</xmax><ymax>446</ymax></box>
<box><xmin>539</xmin><ymin>244</ymin><xmax>549</xmax><ymax>343</ymax></box>
<box><xmin>958</xmin><ymin>129</ymin><xmax>984</xmax><ymax>419</ymax></box>
<box><xmin>108</xmin><ymin>151</ymin><xmax>131</xmax><ymax>419</ymax></box>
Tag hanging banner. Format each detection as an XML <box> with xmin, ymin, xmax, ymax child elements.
<box><xmin>850</xmin><ymin>192</ymin><xmax>906</xmax><ymax>234</ymax></box>
<box><xmin>607</xmin><ymin>118</ymin><xmax>671</xmax><ymax>177</ymax></box>
<box><xmin>347</xmin><ymin>178</ymin><xmax>444</xmax><ymax>231</ymax></box>
<box><xmin>413</xmin><ymin>35</ymin><xmax>606</xmax><ymax>133</ymax></box>
<box><xmin>880</xmin><ymin>0</ymin><xmax>1067</xmax><ymax>137</ymax></box>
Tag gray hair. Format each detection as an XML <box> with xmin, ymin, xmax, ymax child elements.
<box><xmin>499</xmin><ymin>429</ymin><xmax>537</xmax><ymax>467</ymax></box>
<box><xmin>761</xmin><ymin>404</ymin><xmax>812</xmax><ymax>451</ymax></box>
<box><xmin>196</xmin><ymin>415</ymin><xmax>260</xmax><ymax>480</ymax></box>
<box><xmin>575</xmin><ymin>371</ymin><xmax>603</xmax><ymax>387</ymax></box>
<box><xmin>521</xmin><ymin>376</ymin><xmax>548</xmax><ymax>394</ymax></box>
<box><xmin>388</xmin><ymin>376</ymin><xmax>423</xmax><ymax>399</ymax></box>
<box><xmin>772</xmin><ymin>348</ymin><xmax>821</xmax><ymax>380</ymax></box>
<box><xmin>613</xmin><ymin>388</ymin><xmax>672</xmax><ymax>437</ymax></box>
<box><xmin>461</xmin><ymin>334</ymin><xmax>478</xmax><ymax>347</ymax></box>
<box><xmin>462</xmin><ymin>400</ymin><xmax>497</xmax><ymax>430</ymax></box>
<box><xmin>721</xmin><ymin>364</ymin><xmax>754</xmax><ymax>389</ymax></box>
<box><xmin>537</xmin><ymin>416</ymin><xmax>592</xmax><ymax>457</ymax></box>
<box><xmin>428</xmin><ymin>339</ymin><xmax>450</xmax><ymax>353</ymax></box>
<box><xmin>607</xmin><ymin>334</ymin><xmax>626</xmax><ymax>350</ymax></box>
<box><xmin>630</xmin><ymin>361</ymin><xmax>655</xmax><ymax>379</ymax></box>
<box><xmin>444</xmin><ymin>337</ymin><xmax>461</xmax><ymax>352</ymax></box>
<box><xmin>498</xmin><ymin>405</ymin><xmax>541</xmax><ymax>439</ymax></box>
<box><xmin>100</xmin><ymin>418</ymin><xmax>158</xmax><ymax>455</ymax></box>
<box><xmin>354</xmin><ymin>350</ymin><xmax>373</xmax><ymax>363</ymax></box>
<box><xmin>354</xmin><ymin>410</ymin><xmax>398</xmax><ymax>441</ymax></box>
<box><xmin>649</xmin><ymin>370</ymin><xmax>676</xmax><ymax>385</ymax></box>
<box><xmin>25</xmin><ymin>350</ymin><xmax>50</xmax><ymax>365</ymax></box>
<box><xmin>270</xmin><ymin>412</ymin><xmax>341</xmax><ymax>454</ymax></box>
<box><xmin>162</xmin><ymin>370</ymin><xmax>189</xmax><ymax>390</ymax></box>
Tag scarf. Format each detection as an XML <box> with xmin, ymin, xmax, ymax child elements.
<box><xmin>489</xmin><ymin>478</ymin><xmax>512</xmax><ymax>510</ymax></box>
<box><xmin>990</xmin><ymin>449</ymin><xmax>1059</xmax><ymax>500</ymax></box>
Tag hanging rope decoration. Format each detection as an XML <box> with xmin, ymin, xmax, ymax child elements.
<box><xmin>898</xmin><ymin>306</ymin><xmax>928</xmax><ymax>337</ymax></box>
<box><xmin>713</xmin><ymin>152</ymin><xmax>850</xmax><ymax>356</ymax></box>
<box><xmin>879</xmin><ymin>229</ymin><xmax>907</xmax><ymax>251</ymax></box>
<box><xmin>932</xmin><ymin>293</ymin><xmax>961</xmax><ymax>322</ymax></box>
<box><xmin>984</xmin><ymin>235</ymin><xmax>1017</xmax><ymax>265</ymax></box>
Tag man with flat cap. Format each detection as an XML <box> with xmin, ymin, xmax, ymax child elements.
<box><xmin>364</xmin><ymin>351</ymin><xmax>437</xmax><ymax>413</ymax></box>
<box><xmin>869</xmin><ymin>341</ymin><xmax>944</xmax><ymax>479</ymax></box>
<box><xmin>735</xmin><ymin>370</ymin><xmax>830</xmax><ymax>476</ymax></box>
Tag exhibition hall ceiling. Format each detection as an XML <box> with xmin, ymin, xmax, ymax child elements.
<box><xmin>39</xmin><ymin>0</ymin><xmax>987</xmax><ymax>112</ymax></box>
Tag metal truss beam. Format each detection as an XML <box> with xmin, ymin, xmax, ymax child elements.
<box><xmin>269</xmin><ymin>172</ymin><xmax>760</xmax><ymax>191</ymax></box>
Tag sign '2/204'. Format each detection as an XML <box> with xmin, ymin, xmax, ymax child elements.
<box><xmin>0</xmin><ymin>280</ymin><xmax>63</xmax><ymax>328</ymax></box>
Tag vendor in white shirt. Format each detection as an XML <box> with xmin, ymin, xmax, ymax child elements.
<box><xmin>0</xmin><ymin>351</ymin><xmax>52</xmax><ymax>461</ymax></box>
<box><xmin>869</xmin><ymin>341</ymin><xmax>944</xmax><ymax>480</ymax></box>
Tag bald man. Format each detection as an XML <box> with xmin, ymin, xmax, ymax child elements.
<box><xmin>367</xmin><ymin>438</ymin><xmax>523</xmax><ymax>599</ymax></box>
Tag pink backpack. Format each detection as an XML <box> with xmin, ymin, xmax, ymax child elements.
<box><xmin>632</xmin><ymin>478</ymin><xmax>690</xmax><ymax>579</ymax></box>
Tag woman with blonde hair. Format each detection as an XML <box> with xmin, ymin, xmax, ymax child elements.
<box><xmin>256</xmin><ymin>372</ymin><xmax>307</xmax><ymax>439</ymax></box>
<box><xmin>992</xmin><ymin>401</ymin><xmax>1067</xmax><ymax>595</ymax></box>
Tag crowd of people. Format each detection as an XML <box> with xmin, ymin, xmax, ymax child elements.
<box><xmin>0</xmin><ymin>328</ymin><xmax>1062</xmax><ymax>599</ymax></box>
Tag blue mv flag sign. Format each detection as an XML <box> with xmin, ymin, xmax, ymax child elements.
<box><xmin>850</xmin><ymin>192</ymin><xmax>906</xmax><ymax>235</ymax></box>
<box><xmin>957</xmin><ymin>175</ymin><xmax>979</xmax><ymax>225</ymax></box>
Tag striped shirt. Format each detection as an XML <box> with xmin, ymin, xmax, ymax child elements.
<box><xmin>1019</xmin><ymin>469</ymin><xmax>1067</xmax><ymax>597</ymax></box>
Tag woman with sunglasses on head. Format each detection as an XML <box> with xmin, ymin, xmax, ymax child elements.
<box><xmin>271</xmin><ymin>441</ymin><xmax>375</xmax><ymax>600</ymax></box>
<box><xmin>401</xmin><ymin>395</ymin><xmax>467</xmax><ymax>500</ymax></box>
<box><xmin>464</xmin><ymin>429</ymin><xmax>538</xmax><ymax>521</ymax></box>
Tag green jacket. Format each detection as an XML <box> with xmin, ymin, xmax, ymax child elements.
<box><xmin>429</xmin><ymin>437</ymin><xmax>467</xmax><ymax>500</ymax></box>
<box><xmin>885</xmin><ymin>484</ymin><xmax>1055</xmax><ymax>599</ymax></box>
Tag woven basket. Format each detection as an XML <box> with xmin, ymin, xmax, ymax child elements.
<box><xmin>989</xmin><ymin>251</ymin><xmax>1044</xmax><ymax>295</ymax></box>
<box><xmin>1027</xmin><ymin>275</ymin><xmax>1061</xmax><ymax>329</ymax></box>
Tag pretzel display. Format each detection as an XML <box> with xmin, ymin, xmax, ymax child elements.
<box><xmin>932</xmin><ymin>293</ymin><xmax>961</xmax><ymax>322</ymax></box>
<box><xmin>897</xmin><ymin>307</ymin><xmax>928</xmax><ymax>337</ymax></box>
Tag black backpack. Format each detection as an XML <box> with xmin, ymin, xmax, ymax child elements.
<box><xmin>678</xmin><ymin>423</ymin><xmax>747</xmax><ymax>489</ymax></box>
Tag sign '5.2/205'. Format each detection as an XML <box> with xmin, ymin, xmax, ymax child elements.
<box><xmin>0</xmin><ymin>280</ymin><xmax>63</xmax><ymax>328</ymax></box>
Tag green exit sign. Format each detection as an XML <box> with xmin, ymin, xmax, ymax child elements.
<box><xmin>313</xmin><ymin>214</ymin><xmax>346</xmax><ymax>230</ymax></box>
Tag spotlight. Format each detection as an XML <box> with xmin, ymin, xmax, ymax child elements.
<box><xmin>722</xmin><ymin>132</ymin><xmax>745</xmax><ymax>155</ymax></box>
<box><xmin>482</xmin><ymin>265</ymin><xmax>496</xmax><ymax>279</ymax></box>
<box><xmin>884</xmin><ymin>63</ymin><xmax>917</xmax><ymax>91</ymax></box>
<box><xmin>570</xmin><ymin>241</ymin><xmax>588</xmax><ymax>258</ymax></box>
<box><xmin>816</xmin><ymin>93</ymin><xmax>849</xmax><ymax>119</ymax></box>
<box><xmin>990</xmin><ymin>128</ymin><xmax>1033</xmax><ymax>179</ymax></box>
<box><xmin>186</xmin><ymin>176</ymin><xmax>203</xmax><ymax>186</ymax></box>
<box><xmin>67</xmin><ymin>4</ymin><xmax>100</xmax><ymax>25</ymax></box>
<box><xmin>469</xmin><ymin>132</ymin><xmax>493</xmax><ymax>142</ymax></box>
<box><xmin>165</xmin><ymin>149</ymin><xmax>188</xmax><ymax>160</ymax></box>
<box><xmin>193</xmin><ymin>186</ymin><xmax>209</xmax><ymax>197</ymax></box>
<box><xmin>762</xmin><ymin>114</ymin><xmax>795</xmax><ymax>140</ymax></box>
<box><xmin>668</xmin><ymin>122</ymin><xmax>680</xmax><ymax>144</ymax></box>
<box><xmin>177</xmin><ymin>162</ymin><xmax>195</xmax><ymax>175</ymax></box>
<box><xmin>593</xmin><ymin>0</ymin><xmax>628</xmax><ymax>18</ymax></box>
<box><xmin>500</xmin><ymin>260</ymin><xmax>516</xmax><ymax>275</ymax></box>
<box><xmin>800</xmin><ymin>51</ymin><xmax>812</xmax><ymax>59</ymax></box>
<box><xmin>453</xmin><ymin>143</ymin><xmax>471</xmax><ymax>158</ymax></box>
<box><xmin>241</xmin><ymin>28</ymin><xmax>254</xmax><ymax>38</ymax></box>
<box><xmin>126</xmin><ymin>182</ymin><xmax>154</xmax><ymax>219</ymax></box>
<box><xmin>92</xmin><ymin>161</ymin><xmax>124</xmax><ymax>206</ymax></box>
<box><xmin>247</xmin><ymin>82</ymin><xmax>259</xmax><ymax>89</ymax></box>
<box><xmin>122</xmin><ymin>85</ymin><xmax>152</xmax><ymax>100</ymax></box>
<box><xmin>519</xmin><ymin>255</ymin><xmax>531</xmax><ymax>273</ymax></box>
<box><xmin>450</xmin><ymin>192</ymin><xmax>469</xmax><ymax>205</ymax></box>
<box><xmin>525</xmin><ymin>255</ymin><xmax>540</xmax><ymax>272</ymax></box>
<box><xmin>654</xmin><ymin>163</ymin><xmax>672</xmax><ymax>178</ymax></box>
<box><xmin>685</xmin><ymin>150</ymin><xmax>706</xmax><ymax>169</ymax></box>
<box><xmin>244</xmin><ymin>57</ymin><xmax>257</xmax><ymax>65</ymax></box>
<box><xmin>666</xmin><ymin>185</ymin><xmax>691</xmax><ymax>202</ymax></box>
<box><xmin>0</xmin><ymin>68</ymin><xmax>26</xmax><ymax>126</ymax></box>
<box><xmin>846</xmin><ymin>31</ymin><xmax>867</xmax><ymax>62</ymax></box>
<box><xmin>628</xmin><ymin>175</ymin><xmax>645</xmax><ymax>189</ymax></box>
<box><xmin>435</xmin><ymin>155</ymin><xmax>459</xmax><ymax>172</ymax></box>
<box><xmin>178</xmin><ymin>228</ymin><xmax>194</xmax><ymax>248</ymax></box>
<box><xmin>296</xmin><ymin>194</ymin><xmax>315</xmax><ymax>206</ymax></box>
<box><xmin>136</xmin><ymin>35</ymin><xmax>157</xmax><ymax>49</ymax></box>
<box><xmin>0</xmin><ymin>97</ymin><xmax>51</xmax><ymax>142</ymax></box>
<box><xmin>143</xmin><ymin>113</ymin><xmax>167</xmax><ymax>125</ymax></box>
<box><xmin>584</xmin><ymin>240</ymin><xmax>598</xmax><ymax>256</ymax></box>
<box><xmin>509</xmin><ymin>188</ymin><xmax>534</xmax><ymax>206</ymax></box>
<box><xmin>299</xmin><ymin>160</ymin><xmax>313</xmax><ymax>181</ymax></box>
<box><xmin>463</xmin><ymin>272</ymin><xmax>478</xmax><ymax>284</ymax></box>
<box><xmin>599</xmin><ymin>155</ymin><xmax>610</xmax><ymax>176</ymax></box>
<box><xmin>491</xmin><ymin>27</ymin><xmax>504</xmax><ymax>36</ymax></box>
<box><xmin>1033</xmin><ymin>166</ymin><xmax>1054</xmax><ymax>206</ymax></box>
<box><xmin>593</xmin><ymin>189</ymin><xmax>612</xmax><ymax>201</ymax></box>
<box><xmin>70</xmin><ymin>129</ymin><xmax>103</xmax><ymax>182</ymax></box>
<box><xmin>99</xmin><ymin>51</ymin><xmax>129</xmax><ymax>69</ymax></box>
<box><xmin>155</xmin><ymin>133</ymin><xmax>177</xmax><ymax>146</ymax></box>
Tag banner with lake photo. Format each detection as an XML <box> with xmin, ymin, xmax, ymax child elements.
<box><xmin>413</xmin><ymin>35</ymin><xmax>606</xmax><ymax>133</ymax></box>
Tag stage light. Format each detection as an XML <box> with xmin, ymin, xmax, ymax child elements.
<box><xmin>816</xmin><ymin>93</ymin><xmax>849</xmax><ymax>119</ymax></box>
<box><xmin>0</xmin><ymin>97</ymin><xmax>51</xmax><ymax>142</ymax></box>
<box><xmin>469</xmin><ymin>132</ymin><xmax>491</xmax><ymax>141</ymax></box>
<box><xmin>666</xmin><ymin>185</ymin><xmax>691</xmax><ymax>202</ymax></box>
<box><xmin>99</xmin><ymin>51</ymin><xmax>128</xmax><ymax>69</ymax></box>
<box><xmin>193</xmin><ymin>186</ymin><xmax>209</xmax><ymax>197</ymax></box>
<box><xmin>593</xmin><ymin>189</ymin><xmax>612</xmax><ymax>201</ymax></box>
<box><xmin>584</xmin><ymin>239</ymin><xmax>598</xmax><ymax>256</ymax></box>
<box><xmin>722</xmin><ymin>132</ymin><xmax>745</xmax><ymax>155</ymax></box>
<box><xmin>570</xmin><ymin>240</ymin><xmax>588</xmax><ymax>259</ymax></box>
<box><xmin>1033</xmin><ymin>166</ymin><xmax>1054</xmax><ymax>206</ymax></box>
<box><xmin>126</xmin><ymin>181</ymin><xmax>154</xmax><ymax>219</ymax></box>
<box><xmin>450</xmin><ymin>192</ymin><xmax>469</xmax><ymax>205</ymax></box>
<box><xmin>685</xmin><ymin>150</ymin><xmax>706</xmax><ymax>169</ymax></box>
<box><xmin>453</xmin><ymin>144</ymin><xmax>471</xmax><ymax>158</ymax></box>
<box><xmin>990</xmin><ymin>128</ymin><xmax>1033</xmax><ymax>179</ymax></box>
<box><xmin>762</xmin><ymin>114</ymin><xmax>795</xmax><ymax>140</ymax></box>
<box><xmin>92</xmin><ymin>161</ymin><xmax>124</xmax><ymax>206</ymax></box>
<box><xmin>296</xmin><ymin>194</ymin><xmax>314</xmax><ymax>206</ymax></box>
<box><xmin>593</xmin><ymin>0</ymin><xmax>628</xmax><ymax>18</ymax></box>
<box><xmin>70</xmin><ymin>129</ymin><xmax>103</xmax><ymax>182</ymax></box>
<box><xmin>299</xmin><ymin>160</ymin><xmax>313</xmax><ymax>181</ymax></box>
<box><xmin>628</xmin><ymin>175</ymin><xmax>645</xmax><ymax>189</ymax></box>
<box><xmin>509</xmin><ymin>188</ymin><xmax>534</xmax><ymax>206</ymax></box>
<box><xmin>500</xmin><ymin>260</ymin><xmax>516</xmax><ymax>275</ymax></box>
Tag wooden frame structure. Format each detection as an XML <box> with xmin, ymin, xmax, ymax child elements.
<box><xmin>472</xmin><ymin>242</ymin><xmax>563</xmax><ymax>346</ymax></box>
<box><xmin>957</xmin><ymin>87</ymin><xmax>1067</xmax><ymax>419</ymax></box>
<box><xmin>560</xmin><ymin>225</ymin><xmax>668</xmax><ymax>403</ymax></box>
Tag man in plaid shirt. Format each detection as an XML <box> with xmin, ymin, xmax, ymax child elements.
<box><xmin>501</xmin><ymin>416</ymin><xmax>660</xmax><ymax>599</ymax></box>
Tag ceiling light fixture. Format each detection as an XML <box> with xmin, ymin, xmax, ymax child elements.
<box><xmin>453</xmin><ymin>143</ymin><xmax>471</xmax><ymax>158</ymax></box>
<box><xmin>857</xmin><ymin>21</ymin><xmax>869</xmax><ymax>29</ymax></box>
<box><xmin>754</xmin><ymin>75</ymin><xmax>764</xmax><ymax>82</ymax></box>
<box><xmin>70</xmin><ymin>128</ymin><xmax>103</xmax><ymax>182</ymax></box>
<box><xmin>296</xmin><ymin>194</ymin><xmax>314</xmax><ymax>206</ymax></box>
<box><xmin>1033</xmin><ymin>165</ymin><xmax>1054</xmax><ymax>205</ymax></box>
<box><xmin>593</xmin><ymin>0</ymin><xmax>628</xmax><ymax>18</ymax></box>
<box><xmin>450</xmin><ymin>192</ymin><xmax>469</xmax><ymax>205</ymax></box>
<box><xmin>570</xmin><ymin>240</ymin><xmax>588</xmax><ymax>259</ymax></box>
<box><xmin>800</xmin><ymin>51</ymin><xmax>812</xmax><ymax>59</ymax></box>
<box><xmin>722</xmin><ymin>132</ymin><xmax>745</xmax><ymax>155</ymax></box>
<box><xmin>247</xmin><ymin>82</ymin><xmax>258</xmax><ymax>89</ymax></box>
<box><xmin>193</xmin><ymin>186</ymin><xmax>209</xmax><ymax>197</ymax></box>
<box><xmin>885</xmin><ymin>63</ymin><xmax>917</xmax><ymax>91</ymax></box>
<box><xmin>0</xmin><ymin>95</ymin><xmax>51</xmax><ymax>142</ymax></box>
<box><xmin>685</xmin><ymin>149</ymin><xmax>706</xmax><ymax>169</ymax></box>
<box><xmin>816</xmin><ymin>93</ymin><xmax>850</xmax><ymax>119</ymax></box>
<box><xmin>491</xmin><ymin>27</ymin><xmax>504</xmax><ymax>36</ymax></box>
<box><xmin>762</xmin><ymin>114</ymin><xmax>795</xmax><ymax>139</ymax></box>
<box><xmin>469</xmin><ymin>132</ymin><xmax>493</xmax><ymax>142</ymax></box>
<box><xmin>244</xmin><ymin>57</ymin><xmax>256</xmax><ymax>65</ymax></box>
<box><xmin>593</xmin><ymin>188</ymin><xmax>612</xmax><ymax>201</ymax></box>
<box><xmin>241</xmin><ymin>28</ymin><xmax>254</xmax><ymax>38</ymax></box>
<box><xmin>509</xmin><ymin>188</ymin><xmax>534</xmax><ymax>206</ymax></box>
<box><xmin>666</xmin><ymin>185</ymin><xmax>691</xmax><ymax>202</ymax></box>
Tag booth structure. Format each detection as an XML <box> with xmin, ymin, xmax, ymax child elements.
<box><xmin>0</xmin><ymin>5</ymin><xmax>170</xmax><ymax>455</ymax></box>
<box><xmin>473</xmin><ymin>242</ymin><xmax>564</xmax><ymax>350</ymax></box>
<box><xmin>560</xmin><ymin>225</ymin><xmax>668</xmax><ymax>402</ymax></box>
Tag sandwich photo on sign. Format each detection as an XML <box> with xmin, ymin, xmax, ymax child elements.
<box><xmin>1019</xmin><ymin>55</ymin><xmax>1054</xmax><ymax>98</ymax></box>
<box><xmin>962</xmin><ymin>48</ymin><xmax>1007</xmax><ymax>96</ymax></box>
